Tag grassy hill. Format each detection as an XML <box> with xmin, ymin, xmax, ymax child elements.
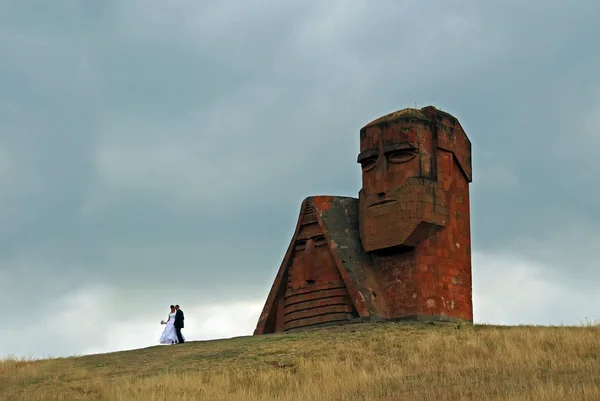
<box><xmin>2</xmin><ymin>321</ymin><xmax>599</xmax><ymax>401</ymax></box>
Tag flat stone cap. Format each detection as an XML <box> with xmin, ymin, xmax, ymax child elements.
<box><xmin>362</xmin><ymin>108</ymin><xmax>430</xmax><ymax>129</ymax></box>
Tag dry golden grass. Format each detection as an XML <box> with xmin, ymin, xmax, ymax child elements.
<box><xmin>2</xmin><ymin>322</ymin><xmax>600</xmax><ymax>401</ymax></box>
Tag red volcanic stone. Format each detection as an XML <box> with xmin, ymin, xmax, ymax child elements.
<box><xmin>312</xmin><ymin>196</ymin><xmax>335</xmax><ymax>211</ymax></box>
<box><xmin>254</xmin><ymin>106</ymin><xmax>473</xmax><ymax>335</ymax></box>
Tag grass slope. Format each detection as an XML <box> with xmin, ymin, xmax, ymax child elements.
<box><xmin>1</xmin><ymin>322</ymin><xmax>599</xmax><ymax>401</ymax></box>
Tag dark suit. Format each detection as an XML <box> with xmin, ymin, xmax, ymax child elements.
<box><xmin>174</xmin><ymin>308</ymin><xmax>185</xmax><ymax>343</ymax></box>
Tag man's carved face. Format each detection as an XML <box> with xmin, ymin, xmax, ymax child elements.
<box><xmin>358</xmin><ymin>132</ymin><xmax>423</xmax><ymax>205</ymax></box>
<box><xmin>286</xmin><ymin>222</ymin><xmax>339</xmax><ymax>292</ymax></box>
<box><xmin>358</xmin><ymin>114</ymin><xmax>442</xmax><ymax>252</ymax></box>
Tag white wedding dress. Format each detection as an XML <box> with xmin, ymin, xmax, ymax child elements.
<box><xmin>159</xmin><ymin>312</ymin><xmax>186</xmax><ymax>345</ymax></box>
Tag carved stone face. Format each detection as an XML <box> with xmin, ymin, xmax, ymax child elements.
<box><xmin>286</xmin><ymin>222</ymin><xmax>339</xmax><ymax>292</ymax></box>
<box><xmin>357</xmin><ymin>110</ymin><xmax>447</xmax><ymax>252</ymax></box>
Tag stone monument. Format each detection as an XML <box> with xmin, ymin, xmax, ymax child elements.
<box><xmin>254</xmin><ymin>106</ymin><xmax>473</xmax><ymax>334</ymax></box>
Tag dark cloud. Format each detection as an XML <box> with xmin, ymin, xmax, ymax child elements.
<box><xmin>1</xmin><ymin>0</ymin><xmax>599</xmax><ymax>358</ymax></box>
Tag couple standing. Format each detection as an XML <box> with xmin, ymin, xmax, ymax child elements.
<box><xmin>159</xmin><ymin>304</ymin><xmax>186</xmax><ymax>345</ymax></box>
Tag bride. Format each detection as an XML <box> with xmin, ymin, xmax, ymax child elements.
<box><xmin>159</xmin><ymin>305</ymin><xmax>186</xmax><ymax>345</ymax></box>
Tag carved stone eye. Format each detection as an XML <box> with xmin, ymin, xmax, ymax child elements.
<box><xmin>313</xmin><ymin>235</ymin><xmax>327</xmax><ymax>247</ymax></box>
<box><xmin>361</xmin><ymin>158</ymin><xmax>376</xmax><ymax>172</ymax></box>
<box><xmin>295</xmin><ymin>240</ymin><xmax>307</xmax><ymax>251</ymax></box>
<box><xmin>388</xmin><ymin>149</ymin><xmax>417</xmax><ymax>163</ymax></box>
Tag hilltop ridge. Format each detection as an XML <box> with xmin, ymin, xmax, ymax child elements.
<box><xmin>2</xmin><ymin>322</ymin><xmax>599</xmax><ymax>401</ymax></box>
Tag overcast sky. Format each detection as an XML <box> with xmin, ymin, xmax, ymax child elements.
<box><xmin>1</xmin><ymin>0</ymin><xmax>599</xmax><ymax>359</ymax></box>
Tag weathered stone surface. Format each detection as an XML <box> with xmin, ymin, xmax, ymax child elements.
<box><xmin>254</xmin><ymin>105</ymin><xmax>473</xmax><ymax>335</ymax></box>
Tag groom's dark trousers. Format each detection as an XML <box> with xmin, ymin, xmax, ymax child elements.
<box><xmin>174</xmin><ymin>309</ymin><xmax>185</xmax><ymax>344</ymax></box>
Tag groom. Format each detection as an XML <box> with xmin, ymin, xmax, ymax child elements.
<box><xmin>174</xmin><ymin>304</ymin><xmax>185</xmax><ymax>344</ymax></box>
